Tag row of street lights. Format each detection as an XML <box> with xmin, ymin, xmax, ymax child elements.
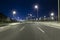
<box><xmin>12</xmin><ymin>4</ymin><xmax>55</xmax><ymax>21</ymax></box>
<box><xmin>34</xmin><ymin>4</ymin><xmax>55</xmax><ymax>20</ymax></box>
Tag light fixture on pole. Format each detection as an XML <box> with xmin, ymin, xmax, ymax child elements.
<box><xmin>50</xmin><ymin>12</ymin><xmax>54</xmax><ymax>17</ymax></box>
<box><xmin>12</xmin><ymin>11</ymin><xmax>16</xmax><ymax>19</ymax></box>
<box><xmin>34</xmin><ymin>5</ymin><xmax>38</xmax><ymax>18</ymax></box>
<box><xmin>50</xmin><ymin>12</ymin><xmax>54</xmax><ymax>20</ymax></box>
<box><xmin>34</xmin><ymin>4</ymin><xmax>39</xmax><ymax>20</ymax></box>
<box><xmin>13</xmin><ymin>11</ymin><xmax>16</xmax><ymax>15</ymax></box>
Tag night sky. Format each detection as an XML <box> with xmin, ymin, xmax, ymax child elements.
<box><xmin>0</xmin><ymin>0</ymin><xmax>58</xmax><ymax>19</ymax></box>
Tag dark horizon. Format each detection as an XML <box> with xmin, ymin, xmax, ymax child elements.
<box><xmin>0</xmin><ymin>0</ymin><xmax>58</xmax><ymax>19</ymax></box>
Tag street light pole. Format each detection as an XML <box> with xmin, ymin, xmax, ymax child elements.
<box><xmin>37</xmin><ymin>8</ymin><xmax>38</xmax><ymax>18</ymax></box>
<box><xmin>34</xmin><ymin>5</ymin><xmax>39</xmax><ymax>20</ymax></box>
<box><xmin>12</xmin><ymin>11</ymin><xmax>16</xmax><ymax>19</ymax></box>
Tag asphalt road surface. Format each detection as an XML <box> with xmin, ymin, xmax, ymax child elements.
<box><xmin>0</xmin><ymin>22</ymin><xmax>60</xmax><ymax>40</ymax></box>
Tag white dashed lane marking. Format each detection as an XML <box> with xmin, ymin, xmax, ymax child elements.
<box><xmin>19</xmin><ymin>26</ymin><xmax>25</xmax><ymax>31</ymax></box>
<box><xmin>37</xmin><ymin>27</ymin><xmax>45</xmax><ymax>33</ymax></box>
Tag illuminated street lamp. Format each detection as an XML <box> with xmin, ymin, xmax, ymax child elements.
<box><xmin>13</xmin><ymin>11</ymin><xmax>16</xmax><ymax>15</ymax></box>
<box><xmin>12</xmin><ymin>11</ymin><xmax>16</xmax><ymax>19</ymax></box>
<box><xmin>35</xmin><ymin>5</ymin><xmax>38</xmax><ymax>9</ymax></box>
<box><xmin>50</xmin><ymin>12</ymin><xmax>54</xmax><ymax>20</ymax></box>
<box><xmin>34</xmin><ymin>5</ymin><xmax>39</xmax><ymax>20</ymax></box>
<box><xmin>51</xmin><ymin>17</ymin><xmax>54</xmax><ymax>20</ymax></box>
<box><xmin>50</xmin><ymin>12</ymin><xmax>54</xmax><ymax>17</ymax></box>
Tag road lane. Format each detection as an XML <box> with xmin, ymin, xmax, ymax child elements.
<box><xmin>0</xmin><ymin>23</ymin><xmax>25</xmax><ymax>40</ymax></box>
<box><xmin>35</xmin><ymin>23</ymin><xmax>60</xmax><ymax>40</ymax></box>
<box><xmin>32</xmin><ymin>23</ymin><xmax>51</xmax><ymax>40</ymax></box>
<box><xmin>0</xmin><ymin>22</ymin><xmax>60</xmax><ymax>40</ymax></box>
